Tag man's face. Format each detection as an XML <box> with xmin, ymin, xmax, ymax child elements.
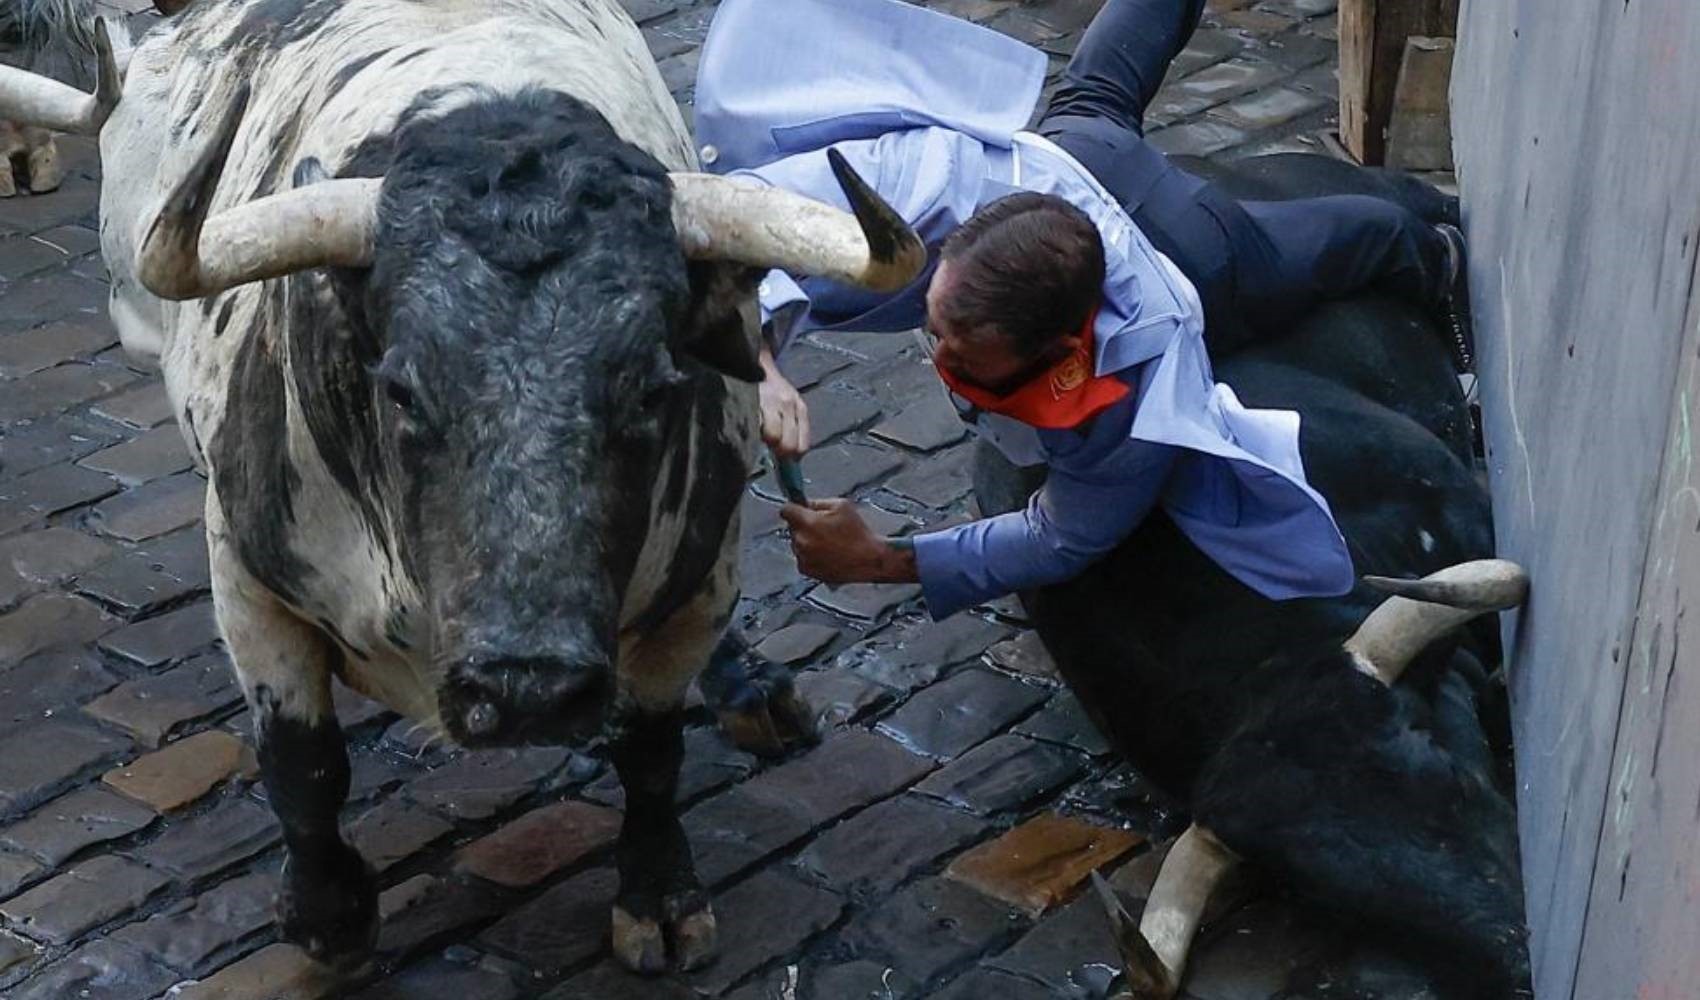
<box><xmin>925</xmin><ymin>259</ymin><xmax>1084</xmax><ymax>396</ymax></box>
<box><xmin>924</xmin><ymin>260</ymin><xmax>1043</xmax><ymax>394</ymax></box>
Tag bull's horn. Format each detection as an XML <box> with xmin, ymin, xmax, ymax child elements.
<box><xmin>136</xmin><ymin>84</ymin><xmax>380</xmax><ymax>300</ymax></box>
<box><xmin>0</xmin><ymin>18</ymin><xmax>121</xmax><ymax>134</ymax></box>
<box><xmin>669</xmin><ymin>148</ymin><xmax>926</xmax><ymax>292</ymax></box>
<box><xmin>1344</xmin><ymin>559</ymin><xmax>1530</xmax><ymax>686</ymax></box>
<box><xmin>1093</xmin><ymin>824</ymin><xmax>1241</xmax><ymax>1000</ymax></box>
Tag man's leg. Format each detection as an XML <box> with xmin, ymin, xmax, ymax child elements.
<box><xmin>1218</xmin><ymin>194</ymin><xmax>1472</xmax><ymax>369</ymax></box>
<box><xmin>1039</xmin><ymin>0</ymin><xmax>1208</xmax><ymax>134</ymax></box>
<box><xmin>1032</xmin><ymin>0</ymin><xmax>1473</xmax><ymax>368</ymax></box>
<box><xmin>1035</xmin><ymin>0</ymin><xmax>1255</xmax><ymax>355</ymax></box>
<box><xmin>1236</xmin><ymin>195</ymin><xmax>1445</xmax><ymax>316</ymax></box>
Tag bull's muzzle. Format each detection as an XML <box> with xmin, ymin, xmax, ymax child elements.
<box><xmin>439</xmin><ymin>652</ymin><xmax>610</xmax><ymax>746</ymax></box>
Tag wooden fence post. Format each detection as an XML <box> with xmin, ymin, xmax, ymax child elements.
<box><xmin>1384</xmin><ymin>36</ymin><xmax>1455</xmax><ymax>171</ymax></box>
<box><xmin>1338</xmin><ymin>0</ymin><xmax>1459</xmax><ymax>164</ymax></box>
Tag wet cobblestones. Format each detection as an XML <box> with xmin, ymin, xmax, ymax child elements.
<box><xmin>0</xmin><ymin>0</ymin><xmax>1427</xmax><ymax>997</ymax></box>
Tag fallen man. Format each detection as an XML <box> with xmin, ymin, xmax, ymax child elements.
<box><xmin>695</xmin><ymin>0</ymin><xmax>1472</xmax><ymax>617</ymax></box>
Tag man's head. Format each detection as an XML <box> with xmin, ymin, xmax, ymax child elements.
<box><xmin>924</xmin><ymin>192</ymin><xmax>1105</xmax><ymax>393</ymax></box>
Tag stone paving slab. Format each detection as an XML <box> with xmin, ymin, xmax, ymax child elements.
<box><xmin>0</xmin><ymin>0</ymin><xmax>1426</xmax><ymax>997</ymax></box>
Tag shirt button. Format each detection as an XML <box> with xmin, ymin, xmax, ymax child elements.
<box><xmin>699</xmin><ymin>144</ymin><xmax>719</xmax><ymax>166</ymax></box>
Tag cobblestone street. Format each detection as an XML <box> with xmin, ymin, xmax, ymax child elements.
<box><xmin>0</xmin><ymin>1</ymin><xmax>1418</xmax><ymax>998</ymax></box>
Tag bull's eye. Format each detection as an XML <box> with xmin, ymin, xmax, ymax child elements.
<box><xmin>385</xmin><ymin>379</ymin><xmax>417</xmax><ymax>414</ymax></box>
<box><xmin>641</xmin><ymin>382</ymin><xmax>675</xmax><ymax>413</ymax></box>
<box><xmin>382</xmin><ymin>378</ymin><xmax>433</xmax><ymax>439</ymax></box>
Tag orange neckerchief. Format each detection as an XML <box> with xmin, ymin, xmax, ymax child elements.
<box><xmin>935</xmin><ymin>309</ymin><xmax>1131</xmax><ymax>431</ymax></box>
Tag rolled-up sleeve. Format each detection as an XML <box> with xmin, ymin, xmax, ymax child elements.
<box><xmin>912</xmin><ymin>436</ymin><xmax>1178</xmax><ymax>619</ymax></box>
<box><xmin>730</xmin><ymin>127</ymin><xmax>990</xmax><ymax>352</ymax></box>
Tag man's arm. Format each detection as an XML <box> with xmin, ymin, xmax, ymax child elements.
<box><xmin>780</xmin><ymin>434</ymin><xmax>1180</xmax><ymax>618</ymax></box>
<box><xmin>782</xmin><ymin>499</ymin><xmax>918</xmax><ymax>584</ymax></box>
<box><xmin>910</xmin><ymin>440</ymin><xmax>1179</xmax><ymax>619</ymax></box>
<box><xmin>758</xmin><ymin>344</ymin><xmax>810</xmax><ymax>458</ymax></box>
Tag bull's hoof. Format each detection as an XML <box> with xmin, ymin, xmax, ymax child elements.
<box><xmin>26</xmin><ymin>142</ymin><xmax>62</xmax><ymax>195</ymax></box>
<box><xmin>612</xmin><ymin>895</ymin><xmax>720</xmax><ymax>974</ymax></box>
<box><xmin>611</xmin><ymin>905</ymin><xmax>668</xmax><ymax>975</ymax></box>
<box><xmin>277</xmin><ymin>848</ymin><xmax>379</xmax><ymax>972</ymax></box>
<box><xmin>714</xmin><ymin>676</ymin><xmax>819</xmax><ymax>759</ymax></box>
<box><xmin>703</xmin><ymin>654</ymin><xmax>820</xmax><ymax>760</ymax></box>
<box><xmin>666</xmin><ymin>893</ymin><xmax>719</xmax><ymax>971</ymax></box>
<box><xmin>701</xmin><ymin>630</ymin><xmax>820</xmax><ymax>759</ymax></box>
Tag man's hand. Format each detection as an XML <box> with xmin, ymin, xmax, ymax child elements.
<box><xmin>758</xmin><ymin>346</ymin><xmax>810</xmax><ymax>460</ymax></box>
<box><xmin>781</xmin><ymin>499</ymin><xmax>918</xmax><ymax>585</ymax></box>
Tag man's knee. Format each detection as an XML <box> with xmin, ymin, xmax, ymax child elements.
<box><xmin>1328</xmin><ymin>194</ymin><xmax>1416</xmax><ymax>245</ymax></box>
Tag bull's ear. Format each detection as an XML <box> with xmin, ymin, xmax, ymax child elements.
<box><xmin>682</xmin><ymin>264</ymin><xmax>765</xmax><ymax>383</ymax></box>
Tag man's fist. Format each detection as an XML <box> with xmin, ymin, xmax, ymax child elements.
<box><xmin>758</xmin><ymin>347</ymin><xmax>811</xmax><ymax>459</ymax></box>
<box><xmin>780</xmin><ymin>499</ymin><xmax>917</xmax><ymax>585</ymax></box>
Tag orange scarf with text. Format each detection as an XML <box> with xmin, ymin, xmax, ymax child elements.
<box><xmin>934</xmin><ymin>310</ymin><xmax>1131</xmax><ymax>430</ymax></box>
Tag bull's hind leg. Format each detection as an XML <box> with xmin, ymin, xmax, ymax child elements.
<box><xmin>210</xmin><ymin>532</ymin><xmax>377</xmax><ymax>970</ymax></box>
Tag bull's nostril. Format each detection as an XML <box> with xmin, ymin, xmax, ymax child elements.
<box><xmin>464</xmin><ymin>701</ymin><xmax>502</xmax><ymax>738</ymax></box>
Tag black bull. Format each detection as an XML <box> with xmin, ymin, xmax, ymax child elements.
<box><xmin>973</xmin><ymin>154</ymin><xmax>1530</xmax><ymax>998</ymax></box>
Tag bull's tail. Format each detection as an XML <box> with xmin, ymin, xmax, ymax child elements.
<box><xmin>1</xmin><ymin>0</ymin><xmax>134</xmax><ymax>89</ymax></box>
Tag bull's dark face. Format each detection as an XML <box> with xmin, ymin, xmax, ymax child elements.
<box><xmin>326</xmin><ymin>93</ymin><xmax>759</xmax><ymax>746</ymax></box>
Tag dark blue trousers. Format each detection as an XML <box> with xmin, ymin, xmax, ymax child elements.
<box><xmin>1036</xmin><ymin>0</ymin><xmax>1449</xmax><ymax>355</ymax></box>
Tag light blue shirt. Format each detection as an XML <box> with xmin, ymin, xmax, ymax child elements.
<box><xmin>696</xmin><ymin>0</ymin><xmax>1356</xmax><ymax>618</ymax></box>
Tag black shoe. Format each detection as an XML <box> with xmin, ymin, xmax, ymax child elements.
<box><xmin>1435</xmin><ymin>223</ymin><xmax>1475</xmax><ymax>374</ymax></box>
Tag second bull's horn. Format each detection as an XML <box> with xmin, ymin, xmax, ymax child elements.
<box><xmin>0</xmin><ymin>18</ymin><xmax>121</xmax><ymax>134</ymax></box>
<box><xmin>669</xmin><ymin>148</ymin><xmax>927</xmax><ymax>292</ymax></box>
<box><xmin>1344</xmin><ymin>558</ymin><xmax>1530</xmax><ymax>686</ymax></box>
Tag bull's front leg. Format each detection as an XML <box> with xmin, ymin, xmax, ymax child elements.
<box><xmin>607</xmin><ymin>703</ymin><xmax>717</xmax><ymax>974</ymax></box>
<box><xmin>210</xmin><ymin>532</ymin><xmax>377</xmax><ymax>970</ymax></box>
<box><xmin>0</xmin><ymin>121</ymin><xmax>23</xmax><ymax>197</ymax></box>
<box><xmin>254</xmin><ymin>681</ymin><xmax>377</xmax><ymax>969</ymax></box>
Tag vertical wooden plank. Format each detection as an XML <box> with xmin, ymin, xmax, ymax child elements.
<box><xmin>1573</xmin><ymin>250</ymin><xmax>1700</xmax><ymax>1000</ymax></box>
<box><xmin>1338</xmin><ymin>0</ymin><xmax>1376</xmax><ymax>160</ymax></box>
<box><xmin>1340</xmin><ymin>0</ymin><xmax>1458</xmax><ymax>163</ymax></box>
<box><xmin>1384</xmin><ymin>36</ymin><xmax>1454</xmax><ymax>171</ymax></box>
<box><xmin>1452</xmin><ymin>0</ymin><xmax>1700</xmax><ymax>996</ymax></box>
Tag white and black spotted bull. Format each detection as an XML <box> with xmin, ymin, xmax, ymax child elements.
<box><xmin>0</xmin><ymin>0</ymin><xmax>923</xmax><ymax>976</ymax></box>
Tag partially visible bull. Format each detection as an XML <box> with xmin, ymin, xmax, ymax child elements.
<box><xmin>0</xmin><ymin>0</ymin><xmax>922</xmax><ymax>976</ymax></box>
<box><xmin>0</xmin><ymin>0</ymin><xmax>131</xmax><ymax>194</ymax></box>
<box><xmin>976</xmin><ymin>156</ymin><xmax>1533</xmax><ymax>999</ymax></box>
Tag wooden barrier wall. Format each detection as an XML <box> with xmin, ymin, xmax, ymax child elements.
<box><xmin>1451</xmin><ymin>1</ymin><xmax>1700</xmax><ymax>996</ymax></box>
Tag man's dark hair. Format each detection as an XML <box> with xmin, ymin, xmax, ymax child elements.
<box><xmin>936</xmin><ymin>192</ymin><xmax>1105</xmax><ymax>358</ymax></box>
